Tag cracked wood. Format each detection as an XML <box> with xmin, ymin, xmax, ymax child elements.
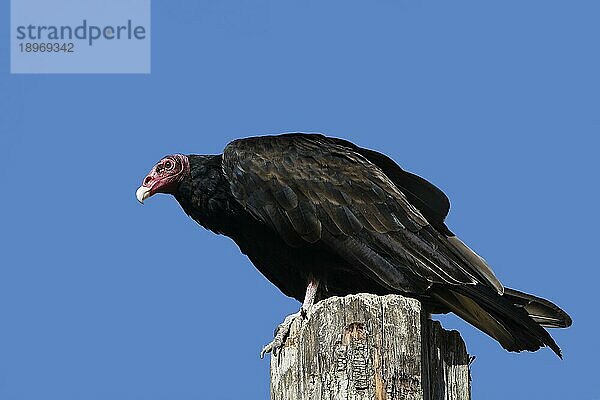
<box><xmin>269</xmin><ymin>293</ymin><xmax>470</xmax><ymax>400</ymax></box>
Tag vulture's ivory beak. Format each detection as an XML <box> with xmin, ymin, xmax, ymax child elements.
<box><xmin>136</xmin><ymin>186</ymin><xmax>152</xmax><ymax>204</ymax></box>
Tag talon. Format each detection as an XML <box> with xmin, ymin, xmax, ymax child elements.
<box><xmin>260</xmin><ymin>278</ymin><xmax>320</xmax><ymax>359</ymax></box>
<box><xmin>260</xmin><ymin>311</ymin><xmax>302</xmax><ymax>359</ymax></box>
<box><xmin>260</xmin><ymin>345</ymin><xmax>269</xmax><ymax>359</ymax></box>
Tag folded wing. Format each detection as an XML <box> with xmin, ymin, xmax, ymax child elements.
<box><xmin>222</xmin><ymin>133</ymin><xmax>503</xmax><ymax>293</ymax></box>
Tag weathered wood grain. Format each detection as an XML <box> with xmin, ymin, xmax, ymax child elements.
<box><xmin>270</xmin><ymin>294</ymin><xmax>470</xmax><ymax>400</ymax></box>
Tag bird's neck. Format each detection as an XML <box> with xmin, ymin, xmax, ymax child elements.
<box><xmin>174</xmin><ymin>155</ymin><xmax>243</xmax><ymax>234</ymax></box>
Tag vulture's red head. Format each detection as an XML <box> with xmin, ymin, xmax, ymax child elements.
<box><xmin>136</xmin><ymin>154</ymin><xmax>190</xmax><ymax>204</ymax></box>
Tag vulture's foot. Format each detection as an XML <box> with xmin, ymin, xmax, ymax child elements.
<box><xmin>260</xmin><ymin>278</ymin><xmax>319</xmax><ymax>359</ymax></box>
<box><xmin>260</xmin><ymin>308</ymin><xmax>306</xmax><ymax>358</ymax></box>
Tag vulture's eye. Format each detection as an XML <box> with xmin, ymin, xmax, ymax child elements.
<box><xmin>165</xmin><ymin>161</ymin><xmax>173</xmax><ymax>170</ymax></box>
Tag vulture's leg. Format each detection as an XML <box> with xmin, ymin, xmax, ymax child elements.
<box><xmin>260</xmin><ymin>277</ymin><xmax>319</xmax><ymax>358</ymax></box>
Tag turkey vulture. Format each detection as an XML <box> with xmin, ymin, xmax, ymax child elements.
<box><xmin>136</xmin><ymin>133</ymin><xmax>571</xmax><ymax>358</ymax></box>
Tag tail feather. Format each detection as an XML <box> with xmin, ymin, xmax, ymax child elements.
<box><xmin>503</xmin><ymin>287</ymin><xmax>572</xmax><ymax>328</ymax></box>
<box><xmin>432</xmin><ymin>290</ymin><xmax>516</xmax><ymax>349</ymax></box>
<box><xmin>432</xmin><ymin>284</ymin><xmax>567</xmax><ymax>358</ymax></box>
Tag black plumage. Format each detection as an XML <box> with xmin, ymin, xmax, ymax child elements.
<box><xmin>140</xmin><ymin>133</ymin><xmax>571</xmax><ymax>357</ymax></box>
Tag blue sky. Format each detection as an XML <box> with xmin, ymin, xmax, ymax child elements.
<box><xmin>1</xmin><ymin>1</ymin><xmax>598</xmax><ymax>399</ymax></box>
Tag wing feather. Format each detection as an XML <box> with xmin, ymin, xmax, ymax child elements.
<box><xmin>222</xmin><ymin>134</ymin><xmax>503</xmax><ymax>292</ymax></box>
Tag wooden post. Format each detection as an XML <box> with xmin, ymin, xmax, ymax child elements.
<box><xmin>269</xmin><ymin>294</ymin><xmax>471</xmax><ymax>400</ymax></box>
